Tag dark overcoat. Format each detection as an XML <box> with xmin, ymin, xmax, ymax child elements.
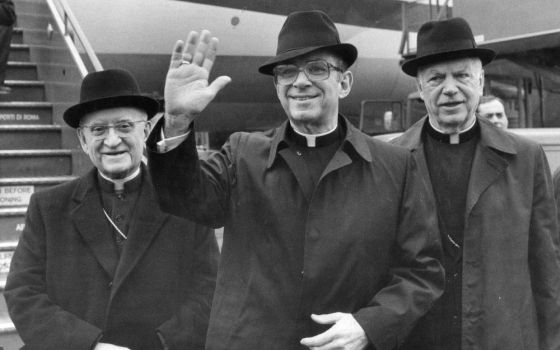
<box><xmin>148</xmin><ymin>117</ymin><xmax>444</xmax><ymax>350</ymax></box>
<box><xmin>4</xmin><ymin>167</ymin><xmax>219</xmax><ymax>350</ymax></box>
<box><xmin>393</xmin><ymin>117</ymin><xmax>560</xmax><ymax>350</ymax></box>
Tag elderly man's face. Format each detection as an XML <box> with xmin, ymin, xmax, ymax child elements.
<box><xmin>274</xmin><ymin>51</ymin><xmax>353</xmax><ymax>134</ymax></box>
<box><xmin>78</xmin><ymin>107</ymin><xmax>150</xmax><ymax>179</ymax></box>
<box><xmin>477</xmin><ymin>99</ymin><xmax>508</xmax><ymax>129</ymax></box>
<box><xmin>417</xmin><ymin>58</ymin><xmax>484</xmax><ymax>133</ymax></box>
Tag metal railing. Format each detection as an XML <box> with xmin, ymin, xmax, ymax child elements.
<box><xmin>399</xmin><ymin>0</ymin><xmax>452</xmax><ymax>58</ymax></box>
<box><xmin>45</xmin><ymin>0</ymin><xmax>103</xmax><ymax>77</ymax></box>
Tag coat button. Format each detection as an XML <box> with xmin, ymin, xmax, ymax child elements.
<box><xmin>108</xmin><ymin>281</ymin><xmax>113</xmax><ymax>288</ymax></box>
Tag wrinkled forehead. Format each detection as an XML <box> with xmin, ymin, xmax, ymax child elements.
<box><xmin>80</xmin><ymin>106</ymin><xmax>148</xmax><ymax>125</ymax></box>
<box><xmin>417</xmin><ymin>57</ymin><xmax>482</xmax><ymax>78</ymax></box>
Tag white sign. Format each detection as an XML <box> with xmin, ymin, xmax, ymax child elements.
<box><xmin>0</xmin><ymin>186</ymin><xmax>34</xmax><ymax>206</ymax></box>
<box><xmin>0</xmin><ymin>251</ymin><xmax>13</xmax><ymax>274</ymax></box>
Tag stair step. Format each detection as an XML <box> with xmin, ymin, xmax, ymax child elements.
<box><xmin>14</xmin><ymin>0</ymin><xmax>50</xmax><ymax>16</ymax></box>
<box><xmin>8</xmin><ymin>44</ymin><xmax>30</xmax><ymax>62</ymax></box>
<box><xmin>0</xmin><ymin>102</ymin><xmax>53</xmax><ymax>125</ymax></box>
<box><xmin>37</xmin><ymin>62</ymin><xmax>81</xmax><ymax>83</ymax></box>
<box><xmin>44</xmin><ymin>81</ymin><xmax>80</xmax><ymax>103</ymax></box>
<box><xmin>0</xmin><ymin>176</ymin><xmax>75</xmax><ymax>208</ymax></box>
<box><xmin>10</xmin><ymin>44</ymin><xmax>76</xmax><ymax>65</ymax></box>
<box><xmin>11</xmin><ymin>28</ymin><xmax>22</xmax><ymax>45</ymax></box>
<box><xmin>20</xmin><ymin>27</ymin><xmax>65</xmax><ymax>47</ymax></box>
<box><xmin>30</xmin><ymin>44</ymin><xmax>76</xmax><ymax>65</ymax></box>
<box><xmin>0</xmin><ymin>125</ymin><xmax>62</xmax><ymax>149</ymax></box>
<box><xmin>14</xmin><ymin>13</ymin><xmax>53</xmax><ymax>31</ymax></box>
<box><xmin>0</xmin><ymin>80</ymin><xmax>45</xmax><ymax>102</ymax></box>
<box><xmin>0</xmin><ymin>150</ymin><xmax>72</xmax><ymax>177</ymax></box>
<box><xmin>0</xmin><ymin>176</ymin><xmax>76</xmax><ymax>186</ymax></box>
<box><xmin>6</xmin><ymin>61</ymin><xmax>37</xmax><ymax>80</ymax></box>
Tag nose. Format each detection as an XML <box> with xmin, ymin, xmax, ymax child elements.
<box><xmin>441</xmin><ymin>76</ymin><xmax>458</xmax><ymax>96</ymax></box>
<box><xmin>103</xmin><ymin>127</ymin><xmax>122</xmax><ymax>147</ymax></box>
<box><xmin>292</xmin><ymin>69</ymin><xmax>311</xmax><ymax>87</ymax></box>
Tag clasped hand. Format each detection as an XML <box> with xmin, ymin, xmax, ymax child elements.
<box><xmin>164</xmin><ymin>30</ymin><xmax>231</xmax><ymax>137</ymax></box>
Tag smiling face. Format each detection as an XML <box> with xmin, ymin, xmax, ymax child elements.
<box><xmin>417</xmin><ymin>57</ymin><xmax>484</xmax><ymax>134</ymax></box>
<box><xmin>77</xmin><ymin>107</ymin><xmax>150</xmax><ymax>179</ymax></box>
<box><xmin>274</xmin><ymin>50</ymin><xmax>353</xmax><ymax>134</ymax></box>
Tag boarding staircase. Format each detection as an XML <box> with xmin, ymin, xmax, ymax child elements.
<box><xmin>0</xmin><ymin>0</ymin><xmax>86</xmax><ymax>348</ymax></box>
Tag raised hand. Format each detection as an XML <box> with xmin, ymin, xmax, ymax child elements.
<box><xmin>164</xmin><ymin>30</ymin><xmax>231</xmax><ymax>137</ymax></box>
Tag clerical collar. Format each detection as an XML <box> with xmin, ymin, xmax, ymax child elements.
<box><xmin>288</xmin><ymin>123</ymin><xmax>340</xmax><ymax>148</ymax></box>
<box><xmin>98</xmin><ymin>167</ymin><xmax>142</xmax><ymax>193</ymax></box>
<box><xmin>425</xmin><ymin>118</ymin><xmax>478</xmax><ymax>144</ymax></box>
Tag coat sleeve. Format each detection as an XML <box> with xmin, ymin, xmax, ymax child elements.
<box><xmin>147</xmin><ymin>118</ymin><xmax>236</xmax><ymax>227</ymax></box>
<box><xmin>156</xmin><ymin>223</ymin><xmax>219</xmax><ymax>350</ymax></box>
<box><xmin>353</xmin><ymin>154</ymin><xmax>445</xmax><ymax>350</ymax></box>
<box><xmin>528</xmin><ymin>146</ymin><xmax>560</xmax><ymax>350</ymax></box>
<box><xmin>0</xmin><ymin>0</ymin><xmax>15</xmax><ymax>26</ymax></box>
<box><xmin>4</xmin><ymin>194</ymin><xmax>102</xmax><ymax>350</ymax></box>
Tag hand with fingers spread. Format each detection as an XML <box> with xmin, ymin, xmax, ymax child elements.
<box><xmin>300</xmin><ymin>313</ymin><xmax>369</xmax><ymax>350</ymax></box>
<box><xmin>164</xmin><ymin>30</ymin><xmax>231</xmax><ymax>137</ymax></box>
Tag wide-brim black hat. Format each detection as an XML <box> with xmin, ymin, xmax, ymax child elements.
<box><xmin>258</xmin><ymin>10</ymin><xmax>358</xmax><ymax>75</ymax></box>
<box><xmin>401</xmin><ymin>17</ymin><xmax>495</xmax><ymax>77</ymax></box>
<box><xmin>63</xmin><ymin>69</ymin><xmax>160</xmax><ymax>128</ymax></box>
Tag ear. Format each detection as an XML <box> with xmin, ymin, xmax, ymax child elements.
<box><xmin>338</xmin><ymin>70</ymin><xmax>353</xmax><ymax>99</ymax></box>
<box><xmin>416</xmin><ymin>78</ymin><xmax>425</xmax><ymax>101</ymax></box>
<box><xmin>76</xmin><ymin>129</ymin><xmax>88</xmax><ymax>153</ymax></box>
<box><xmin>478</xmin><ymin>69</ymin><xmax>485</xmax><ymax>96</ymax></box>
<box><xmin>143</xmin><ymin>120</ymin><xmax>152</xmax><ymax>141</ymax></box>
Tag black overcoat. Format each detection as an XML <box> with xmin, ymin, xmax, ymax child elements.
<box><xmin>148</xmin><ymin>117</ymin><xmax>444</xmax><ymax>350</ymax></box>
<box><xmin>4</xmin><ymin>167</ymin><xmax>219</xmax><ymax>350</ymax></box>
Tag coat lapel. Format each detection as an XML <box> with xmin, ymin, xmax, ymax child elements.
<box><xmin>71</xmin><ymin>169</ymin><xmax>119</xmax><ymax>278</ymax></box>
<box><xmin>111</xmin><ymin>171</ymin><xmax>168</xmax><ymax>296</ymax></box>
<box><xmin>392</xmin><ymin>117</ymin><xmax>433</xmax><ymax>188</ymax></box>
<box><xmin>465</xmin><ymin>121</ymin><xmax>516</xmax><ymax>217</ymax></box>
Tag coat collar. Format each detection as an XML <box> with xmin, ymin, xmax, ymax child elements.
<box><xmin>266</xmin><ymin>115</ymin><xmax>372</xmax><ymax>169</ymax></box>
<box><xmin>395</xmin><ymin>115</ymin><xmax>516</xmax><ymax>220</ymax></box>
<box><xmin>71</xmin><ymin>165</ymin><xmax>168</xmax><ymax>290</ymax></box>
<box><xmin>396</xmin><ymin>116</ymin><xmax>517</xmax><ymax>156</ymax></box>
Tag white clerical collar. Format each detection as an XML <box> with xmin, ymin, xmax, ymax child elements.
<box><xmin>98</xmin><ymin>167</ymin><xmax>141</xmax><ymax>192</ymax></box>
<box><xmin>290</xmin><ymin>122</ymin><xmax>338</xmax><ymax>148</ymax></box>
<box><xmin>428</xmin><ymin>117</ymin><xmax>477</xmax><ymax>145</ymax></box>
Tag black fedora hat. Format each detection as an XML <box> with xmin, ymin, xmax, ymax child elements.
<box><xmin>63</xmin><ymin>69</ymin><xmax>160</xmax><ymax>128</ymax></box>
<box><xmin>258</xmin><ymin>10</ymin><xmax>358</xmax><ymax>75</ymax></box>
<box><xmin>401</xmin><ymin>17</ymin><xmax>495</xmax><ymax>77</ymax></box>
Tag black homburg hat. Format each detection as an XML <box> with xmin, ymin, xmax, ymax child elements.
<box><xmin>401</xmin><ymin>17</ymin><xmax>495</xmax><ymax>77</ymax></box>
<box><xmin>63</xmin><ymin>69</ymin><xmax>159</xmax><ymax>128</ymax></box>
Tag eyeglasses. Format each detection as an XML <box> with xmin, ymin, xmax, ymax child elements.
<box><xmin>273</xmin><ymin>60</ymin><xmax>343</xmax><ymax>86</ymax></box>
<box><xmin>79</xmin><ymin>120</ymin><xmax>148</xmax><ymax>138</ymax></box>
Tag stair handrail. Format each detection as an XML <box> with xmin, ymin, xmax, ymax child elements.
<box><xmin>45</xmin><ymin>0</ymin><xmax>103</xmax><ymax>77</ymax></box>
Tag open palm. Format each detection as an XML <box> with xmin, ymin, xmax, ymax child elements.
<box><xmin>164</xmin><ymin>30</ymin><xmax>231</xmax><ymax>133</ymax></box>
